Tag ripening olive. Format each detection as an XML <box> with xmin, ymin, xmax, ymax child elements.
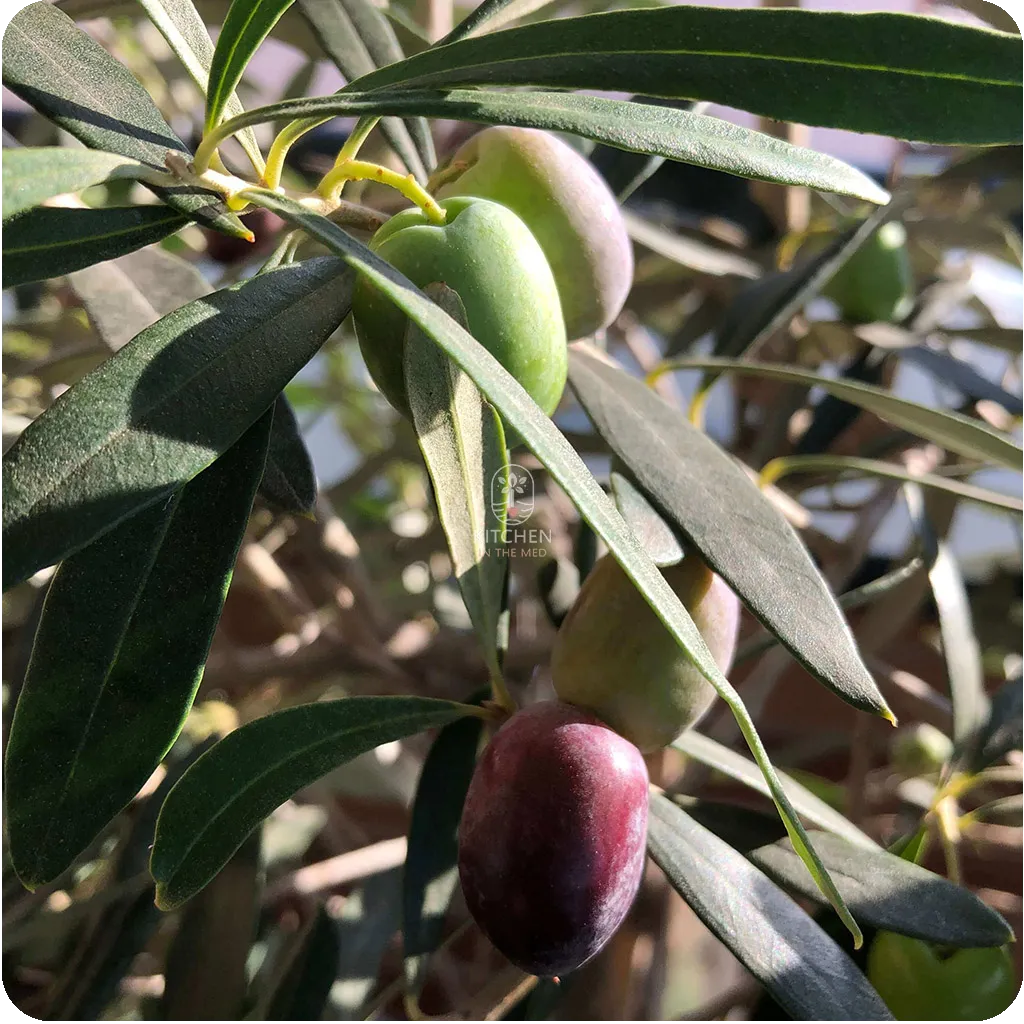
<box><xmin>551</xmin><ymin>553</ymin><xmax>740</xmax><ymax>753</ymax></box>
<box><xmin>458</xmin><ymin>701</ymin><xmax>649</xmax><ymax>977</ymax></box>
<box><xmin>823</xmin><ymin>220</ymin><xmax>914</xmax><ymax>324</ymax></box>
<box><xmin>351</xmin><ymin>196</ymin><xmax>567</xmax><ymax>421</ymax></box>
<box><xmin>867</xmin><ymin>931</ymin><xmax>1018</xmax><ymax>1020</ymax></box>
<box><xmin>434</xmin><ymin>127</ymin><xmax>633</xmax><ymax>340</ymax></box>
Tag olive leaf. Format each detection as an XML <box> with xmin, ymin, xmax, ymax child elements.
<box><xmin>647</xmin><ymin>795</ymin><xmax>893</xmax><ymax>1021</ymax></box>
<box><xmin>904</xmin><ymin>486</ymin><xmax>989</xmax><ymax>748</ymax></box>
<box><xmin>296</xmin><ymin>0</ymin><xmax>428</xmax><ymax>182</ymax></box>
<box><xmin>261</xmin><ymin>395</ymin><xmax>318</xmax><ymax>516</ymax></box>
<box><xmin>672</xmin><ymin>729</ymin><xmax>877</xmax><ymax>850</ymax></box>
<box><xmin>568</xmin><ymin>346</ymin><xmax>893</xmax><ymax>724</ymax></box>
<box><xmin>2</xmin><ymin>2</ymin><xmax>247</xmax><ymax>237</ymax></box>
<box><xmin>349</xmin><ymin>7</ymin><xmax>1021</xmax><ymax>145</ymax></box>
<box><xmin>203</xmin><ymin>89</ymin><xmax>889</xmax><ymax>204</ymax></box>
<box><xmin>404</xmin><ymin>710</ymin><xmax>485</xmax><ymax>1000</ymax></box>
<box><xmin>335</xmin><ymin>0</ymin><xmax>435</xmax><ymax>170</ymax></box>
<box><xmin>405</xmin><ymin>283</ymin><xmax>510</xmax><ymax>683</ymax></box>
<box><xmin>2</xmin><ymin>205</ymin><xmax>189</xmax><ymax>289</ymax></box>
<box><xmin>4</xmin><ymin>411</ymin><xmax>271</xmax><ymax>889</ymax></box>
<box><xmin>660</xmin><ymin>358</ymin><xmax>1023</xmax><ymax>470</ymax></box>
<box><xmin>681</xmin><ymin>798</ymin><xmax>1013</xmax><ymax>948</ymax></box>
<box><xmin>205</xmin><ymin>0</ymin><xmax>297</xmax><ymax>133</ymax></box>
<box><xmin>965</xmin><ymin>672</ymin><xmax>1023</xmax><ymax>773</ymax></box>
<box><xmin>1</xmin><ymin>148</ymin><xmax>159</xmax><ymax>221</ymax></box>
<box><xmin>2</xmin><ymin>257</ymin><xmax>353</xmax><ymax>590</ymax></box>
<box><xmin>235</xmin><ymin>186</ymin><xmax>867</xmax><ymax>946</ymax></box>
<box><xmin>150</xmin><ymin>697</ymin><xmax>476</xmax><ymax>909</ymax></box>
<box><xmin>760</xmin><ymin>455</ymin><xmax>1023</xmax><ymax>514</ymax></box>
<box><xmin>136</xmin><ymin>0</ymin><xmax>266</xmax><ymax>174</ymax></box>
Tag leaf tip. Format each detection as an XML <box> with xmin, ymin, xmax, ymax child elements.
<box><xmin>153</xmin><ymin>883</ymin><xmax>178</xmax><ymax>912</ymax></box>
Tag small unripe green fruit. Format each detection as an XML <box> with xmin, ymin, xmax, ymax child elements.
<box><xmin>890</xmin><ymin>723</ymin><xmax>953</xmax><ymax>777</ymax></box>
<box><xmin>551</xmin><ymin>553</ymin><xmax>741</xmax><ymax>753</ymax></box>
<box><xmin>867</xmin><ymin>932</ymin><xmax>1017</xmax><ymax>1020</ymax></box>
<box><xmin>351</xmin><ymin>196</ymin><xmax>567</xmax><ymax>419</ymax></box>
<box><xmin>434</xmin><ymin>127</ymin><xmax>633</xmax><ymax>340</ymax></box>
<box><xmin>822</xmin><ymin>221</ymin><xmax>914</xmax><ymax>324</ymax></box>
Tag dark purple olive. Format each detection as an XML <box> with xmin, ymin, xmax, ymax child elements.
<box><xmin>458</xmin><ymin>701</ymin><xmax>649</xmax><ymax>976</ymax></box>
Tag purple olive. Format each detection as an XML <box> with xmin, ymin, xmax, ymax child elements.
<box><xmin>458</xmin><ymin>701</ymin><xmax>649</xmax><ymax>976</ymax></box>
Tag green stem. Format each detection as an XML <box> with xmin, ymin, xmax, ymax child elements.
<box><xmin>262</xmin><ymin>116</ymin><xmax>328</xmax><ymax>189</ymax></box>
<box><xmin>317</xmin><ymin>158</ymin><xmax>445</xmax><ymax>224</ymax></box>
<box><xmin>335</xmin><ymin>115</ymin><xmax>381</xmax><ymax>165</ymax></box>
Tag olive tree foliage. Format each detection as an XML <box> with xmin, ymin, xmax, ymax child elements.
<box><xmin>1</xmin><ymin>0</ymin><xmax>1021</xmax><ymax>1019</ymax></box>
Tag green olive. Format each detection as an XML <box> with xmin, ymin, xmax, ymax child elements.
<box><xmin>433</xmin><ymin>127</ymin><xmax>633</xmax><ymax>340</ymax></box>
<box><xmin>822</xmin><ymin>221</ymin><xmax>914</xmax><ymax>324</ymax></box>
<box><xmin>551</xmin><ymin>553</ymin><xmax>740</xmax><ymax>752</ymax></box>
<box><xmin>351</xmin><ymin>196</ymin><xmax>567</xmax><ymax>420</ymax></box>
<box><xmin>890</xmin><ymin>723</ymin><xmax>954</xmax><ymax>777</ymax></box>
<box><xmin>867</xmin><ymin>931</ymin><xmax>1017</xmax><ymax>1020</ymax></box>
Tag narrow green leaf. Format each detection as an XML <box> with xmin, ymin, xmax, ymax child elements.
<box><xmin>335</xmin><ymin>0</ymin><xmax>435</xmax><ymax>170</ymax></box>
<box><xmin>2</xmin><ymin>148</ymin><xmax>158</xmax><ymax>221</ymax></box>
<box><xmin>661</xmin><ymin>358</ymin><xmax>1024</xmax><ymax>471</ymax></box>
<box><xmin>904</xmin><ymin>486</ymin><xmax>989</xmax><ymax>748</ymax></box>
<box><xmin>898</xmin><ymin>345</ymin><xmax>1023</xmax><ymax>417</ymax></box>
<box><xmin>946</xmin><ymin>325</ymin><xmax>1023</xmax><ymax>353</ymax></box>
<box><xmin>609</xmin><ymin>467</ymin><xmax>684</xmax><ymax>568</ymax></box>
<box><xmin>681</xmin><ymin>799</ymin><xmax>1012</xmax><ymax>948</ymax></box>
<box><xmin>2</xmin><ymin>257</ymin><xmax>354</xmax><ymax>590</ymax></box>
<box><xmin>295</xmin><ymin>0</ymin><xmax>427</xmax><ymax>181</ymax></box>
<box><xmin>647</xmin><ymin>795</ymin><xmax>893</xmax><ymax>1021</ymax></box>
<box><xmin>569</xmin><ymin>347</ymin><xmax>893</xmax><ymax>722</ymax></box>
<box><xmin>735</xmin><ymin>559</ymin><xmax>925</xmax><ymax>666</ymax></box>
<box><xmin>761</xmin><ymin>455</ymin><xmax>1023</xmax><ymax>514</ymax></box>
<box><xmin>69</xmin><ymin>245</ymin><xmax>211</xmax><ymax>353</ymax></box>
<box><xmin>713</xmin><ymin>204</ymin><xmax>900</xmax><ymax>362</ymax></box>
<box><xmin>2</xmin><ymin>205</ymin><xmax>189</xmax><ymax>289</ymax></box>
<box><xmin>4</xmin><ymin>411</ymin><xmax>271</xmax><ymax>889</ymax></box>
<box><xmin>261</xmin><ymin>395</ymin><xmax>318</xmax><ymax>515</ymax></box>
<box><xmin>404</xmin><ymin>711</ymin><xmax>484</xmax><ymax>999</ymax></box>
<box><xmin>2</xmin><ymin>2</ymin><xmax>247</xmax><ymax>236</ymax></box>
<box><xmin>207</xmin><ymin>89</ymin><xmax>889</xmax><ymax>204</ymax></box>
<box><xmin>236</xmin><ymin>187</ymin><xmax>865</xmax><ymax>946</ymax></box>
<box><xmin>265</xmin><ymin>905</ymin><xmax>341</xmax><ymax>1021</ymax></box>
<box><xmin>150</xmin><ymin>696</ymin><xmax>474</xmax><ymax>909</ymax></box>
<box><xmin>329</xmin><ymin>868</ymin><xmax>403</xmax><ymax>1020</ymax></box>
<box><xmin>350</xmin><ymin>7</ymin><xmax>1022</xmax><ymax>145</ymax></box>
<box><xmin>206</xmin><ymin>0</ymin><xmax>296</xmax><ymax>132</ymax></box>
<box><xmin>967</xmin><ymin>673</ymin><xmax>1023</xmax><ymax>773</ymax></box>
<box><xmin>672</xmin><ymin>730</ymin><xmax>878</xmax><ymax>850</ymax></box>
<box><xmin>438</xmin><ymin>0</ymin><xmax>557</xmax><ymax>44</ymax></box>
<box><xmin>624</xmin><ymin>210</ymin><xmax>762</xmax><ymax>279</ymax></box>
<box><xmin>135</xmin><ymin>0</ymin><xmax>266</xmax><ymax>174</ymax></box>
<box><xmin>405</xmin><ymin>284</ymin><xmax>509</xmax><ymax>681</ymax></box>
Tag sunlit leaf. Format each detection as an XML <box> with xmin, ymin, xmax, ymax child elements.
<box><xmin>136</xmin><ymin>0</ymin><xmax>266</xmax><ymax>173</ymax></box>
<box><xmin>647</xmin><ymin>795</ymin><xmax>893</xmax><ymax>1020</ymax></box>
<box><xmin>351</xmin><ymin>7</ymin><xmax>1022</xmax><ymax>144</ymax></box>
<box><xmin>405</xmin><ymin>284</ymin><xmax>509</xmax><ymax>680</ymax></box>
<box><xmin>150</xmin><ymin>697</ymin><xmax>475</xmax><ymax>908</ymax></box>
<box><xmin>4</xmin><ymin>413</ymin><xmax>270</xmax><ymax>888</ymax></box>
<box><xmin>2</xmin><ymin>205</ymin><xmax>188</xmax><ymax>289</ymax></box>
<box><xmin>659</xmin><ymin>358</ymin><xmax>1023</xmax><ymax>470</ymax></box>
<box><xmin>2</xmin><ymin>258</ymin><xmax>353</xmax><ymax>590</ymax></box>
<box><xmin>3</xmin><ymin>2</ymin><xmax>247</xmax><ymax>235</ymax></box>
<box><xmin>569</xmin><ymin>346</ymin><xmax>893</xmax><ymax>722</ymax></box>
